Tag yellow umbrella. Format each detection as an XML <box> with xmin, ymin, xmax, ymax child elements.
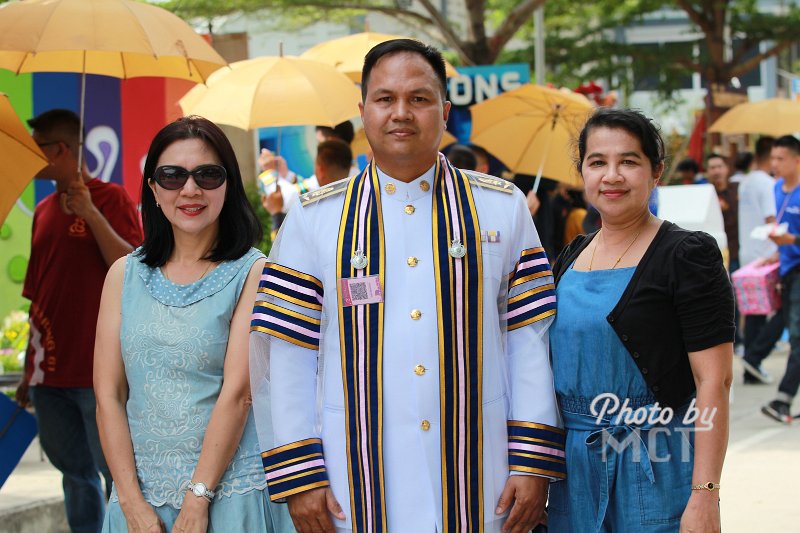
<box><xmin>0</xmin><ymin>0</ymin><xmax>227</xmax><ymax>177</ymax></box>
<box><xmin>0</xmin><ymin>0</ymin><xmax>225</xmax><ymax>82</ymax></box>
<box><xmin>179</xmin><ymin>56</ymin><xmax>361</xmax><ymax>130</ymax></box>
<box><xmin>351</xmin><ymin>127</ymin><xmax>456</xmax><ymax>158</ymax></box>
<box><xmin>709</xmin><ymin>98</ymin><xmax>800</xmax><ymax>136</ymax></box>
<box><xmin>0</xmin><ymin>93</ymin><xmax>47</xmax><ymax>224</ymax></box>
<box><xmin>470</xmin><ymin>84</ymin><xmax>593</xmax><ymax>189</ymax></box>
<box><xmin>300</xmin><ymin>32</ymin><xmax>459</xmax><ymax>82</ymax></box>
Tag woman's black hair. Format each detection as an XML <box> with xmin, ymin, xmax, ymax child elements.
<box><xmin>138</xmin><ymin>116</ymin><xmax>262</xmax><ymax>267</ymax></box>
<box><xmin>576</xmin><ymin>108</ymin><xmax>665</xmax><ymax>174</ymax></box>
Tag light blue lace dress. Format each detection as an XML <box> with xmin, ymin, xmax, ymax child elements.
<box><xmin>103</xmin><ymin>247</ymin><xmax>294</xmax><ymax>532</ymax></box>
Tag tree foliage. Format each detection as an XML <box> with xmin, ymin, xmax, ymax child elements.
<box><xmin>158</xmin><ymin>0</ymin><xmax>799</xmax><ymax>105</ymax></box>
<box><xmin>157</xmin><ymin>0</ymin><xmax>546</xmax><ymax>66</ymax></box>
<box><xmin>502</xmin><ymin>0</ymin><xmax>800</xmax><ymax>101</ymax></box>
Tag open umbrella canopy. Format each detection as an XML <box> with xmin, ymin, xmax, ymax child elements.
<box><xmin>709</xmin><ymin>98</ymin><xmax>800</xmax><ymax>136</ymax></box>
<box><xmin>300</xmin><ymin>31</ymin><xmax>459</xmax><ymax>83</ymax></box>
<box><xmin>0</xmin><ymin>93</ymin><xmax>47</xmax><ymax>225</ymax></box>
<box><xmin>0</xmin><ymin>0</ymin><xmax>225</xmax><ymax>82</ymax></box>
<box><xmin>0</xmin><ymin>0</ymin><xmax>227</xmax><ymax>181</ymax></box>
<box><xmin>179</xmin><ymin>55</ymin><xmax>361</xmax><ymax>130</ymax></box>
<box><xmin>0</xmin><ymin>0</ymin><xmax>226</xmax><ymax>82</ymax></box>
<box><xmin>470</xmin><ymin>84</ymin><xmax>593</xmax><ymax>188</ymax></box>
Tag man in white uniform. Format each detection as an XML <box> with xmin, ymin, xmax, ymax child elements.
<box><xmin>250</xmin><ymin>39</ymin><xmax>564</xmax><ymax>533</ymax></box>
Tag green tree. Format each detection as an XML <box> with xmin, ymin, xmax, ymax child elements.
<box><xmin>157</xmin><ymin>0</ymin><xmax>546</xmax><ymax>66</ymax></box>
<box><xmin>504</xmin><ymin>0</ymin><xmax>800</xmax><ymax>107</ymax></box>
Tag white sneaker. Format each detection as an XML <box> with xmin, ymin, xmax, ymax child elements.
<box><xmin>741</xmin><ymin>359</ymin><xmax>774</xmax><ymax>384</ymax></box>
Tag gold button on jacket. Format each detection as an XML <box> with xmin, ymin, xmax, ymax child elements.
<box><xmin>407</xmin><ymin>256</ymin><xmax>418</xmax><ymax>267</ymax></box>
<box><xmin>421</xmin><ymin>420</ymin><xmax>431</xmax><ymax>431</ymax></box>
<box><xmin>414</xmin><ymin>364</ymin><xmax>426</xmax><ymax>376</ymax></box>
<box><xmin>404</xmin><ymin>205</ymin><xmax>415</xmax><ymax>215</ymax></box>
<box><xmin>410</xmin><ymin>309</ymin><xmax>422</xmax><ymax>320</ymax></box>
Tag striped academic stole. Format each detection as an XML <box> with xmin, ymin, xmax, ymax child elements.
<box><xmin>432</xmin><ymin>155</ymin><xmax>485</xmax><ymax>532</ymax></box>
<box><xmin>336</xmin><ymin>160</ymin><xmax>387</xmax><ymax>532</ymax></box>
<box><xmin>336</xmin><ymin>155</ymin><xmax>484</xmax><ymax>532</ymax></box>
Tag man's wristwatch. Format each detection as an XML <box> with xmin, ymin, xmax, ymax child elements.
<box><xmin>186</xmin><ymin>481</ymin><xmax>215</xmax><ymax>502</ymax></box>
<box><xmin>691</xmin><ymin>481</ymin><xmax>721</xmax><ymax>491</ymax></box>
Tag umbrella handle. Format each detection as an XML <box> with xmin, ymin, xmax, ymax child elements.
<box><xmin>532</xmin><ymin>124</ymin><xmax>555</xmax><ymax>194</ymax></box>
<box><xmin>531</xmin><ymin>106</ymin><xmax>563</xmax><ymax>194</ymax></box>
<box><xmin>76</xmin><ymin>57</ymin><xmax>86</xmax><ymax>183</ymax></box>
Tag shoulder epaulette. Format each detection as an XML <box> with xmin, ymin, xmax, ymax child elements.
<box><xmin>464</xmin><ymin>170</ymin><xmax>514</xmax><ymax>194</ymax></box>
<box><xmin>300</xmin><ymin>178</ymin><xmax>350</xmax><ymax>206</ymax></box>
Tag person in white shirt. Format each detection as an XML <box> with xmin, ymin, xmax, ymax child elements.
<box><xmin>739</xmin><ymin>136</ymin><xmax>781</xmax><ymax>385</ymax></box>
<box><xmin>729</xmin><ymin>156</ymin><xmax>749</xmax><ymax>183</ymax></box>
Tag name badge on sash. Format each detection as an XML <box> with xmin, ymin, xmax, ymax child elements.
<box><xmin>339</xmin><ymin>275</ymin><xmax>383</xmax><ymax>307</ymax></box>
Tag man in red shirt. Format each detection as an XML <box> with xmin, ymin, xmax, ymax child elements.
<box><xmin>15</xmin><ymin>109</ymin><xmax>142</xmax><ymax>533</ymax></box>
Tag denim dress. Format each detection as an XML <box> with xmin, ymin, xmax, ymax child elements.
<box><xmin>102</xmin><ymin>248</ymin><xmax>294</xmax><ymax>533</ymax></box>
<box><xmin>548</xmin><ymin>265</ymin><xmax>694</xmax><ymax>532</ymax></box>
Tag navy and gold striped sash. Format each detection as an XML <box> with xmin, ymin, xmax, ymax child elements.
<box><xmin>336</xmin><ymin>155</ymin><xmax>484</xmax><ymax>532</ymax></box>
<box><xmin>432</xmin><ymin>156</ymin><xmax>484</xmax><ymax>531</ymax></box>
<box><xmin>336</xmin><ymin>161</ymin><xmax>387</xmax><ymax>532</ymax></box>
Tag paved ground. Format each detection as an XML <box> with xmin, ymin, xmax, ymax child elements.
<box><xmin>1</xmin><ymin>347</ymin><xmax>798</xmax><ymax>532</ymax></box>
<box><xmin>722</xmin><ymin>343</ymin><xmax>800</xmax><ymax>532</ymax></box>
<box><xmin>0</xmin><ymin>440</ymin><xmax>68</xmax><ymax>533</ymax></box>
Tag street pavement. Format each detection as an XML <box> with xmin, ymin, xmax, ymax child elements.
<box><xmin>0</xmin><ymin>347</ymin><xmax>797</xmax><ymax>532</ymax></box>
<box><xmin>722</xmin><ymin>342</ymin><xmax>799</xmax><ymax>532</ymax></box>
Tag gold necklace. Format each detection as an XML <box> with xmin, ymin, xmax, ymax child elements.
<box><xmin>164</xmin><ymin>260</ymin><xmax>213</xmax><ymax>283</ymax></box>
<box><xmin>588</xmin><ymin>227</ymin><xmax>644</xmax><ymax>271</ymax></box>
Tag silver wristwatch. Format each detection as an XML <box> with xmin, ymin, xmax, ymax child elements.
<box><xmin>186</xmin><ymin>481</ymin><xmax>215</xmax><ymax>502</ymax></box>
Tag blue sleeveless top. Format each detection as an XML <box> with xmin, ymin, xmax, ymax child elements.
<box><xmin>112</xmin><ymin>247</ymin><xmax>267</xmax><ymax>508</ymax></box>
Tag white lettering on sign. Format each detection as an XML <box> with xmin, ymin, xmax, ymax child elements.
<box><xmin>501</xmin><ymin>71</ymin><xmax>522</xmax><ymax>92</ymax></box>
<box><xmin>474</xmin><ymin>75</ymin><xmax>499</xmax><ymax>102</ymax></box>
<box><xmin>450</xmin><ymin>76</ymin><xmax>473</xmax><ymax>106</ymax></box>
<box><xmin>448</xmin><ymin>70</ymin><xmax>524</xmax><ymax>106</ymax></box>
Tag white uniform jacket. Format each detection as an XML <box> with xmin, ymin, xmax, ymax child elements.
<box><xmin>250</xmin><ymin>162</ymin><xmax>565</xmax><ymax>532</ymax></box>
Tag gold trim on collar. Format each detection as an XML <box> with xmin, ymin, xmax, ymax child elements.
<box><xmin>464</xmin><ymin>170</ymin><xmax>514</xmax><ymax>194</ymax></box>
<box><xmin>300</xmin><ymin>178</ymin><xmax>350</xmax><ymax>206</ymax></box>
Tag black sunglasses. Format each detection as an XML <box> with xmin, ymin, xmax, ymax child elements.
<box><xmin>152</xmin><ymin>164</ymin><xmax>227</xmax><ymax>190</ymax></box>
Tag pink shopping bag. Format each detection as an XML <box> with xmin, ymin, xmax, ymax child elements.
<box><xmin>732</xmin><ymin>260</ymin><xmax>781</xmax><ymax>315</ymax></box>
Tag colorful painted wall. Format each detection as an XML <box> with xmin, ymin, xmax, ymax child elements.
<box><xmin>0</xmin><ymin>72</ymin><xmax>193</xmax><ymax>319</ymax></box>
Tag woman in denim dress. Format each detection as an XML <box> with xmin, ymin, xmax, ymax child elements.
<box><xmin>548</xmin><ymin>109</ymin><xmax>734</xmax><ymax>532</ymax></box>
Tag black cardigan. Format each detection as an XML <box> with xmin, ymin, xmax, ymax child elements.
<box><xmin>552</xmin><ymin>221</ymin><xmax>735</xmax><ymax>409</ymax></box>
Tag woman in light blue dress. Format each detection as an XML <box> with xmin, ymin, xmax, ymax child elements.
<box><xmin>548</xmin><ymin>109</ymin><xmax>734</xmax><ymax>532</ymax></box>
<box><xmin>95</xmin><ymin>117</ymin><xmax>293</xmax><ymax>532</ymax></box>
